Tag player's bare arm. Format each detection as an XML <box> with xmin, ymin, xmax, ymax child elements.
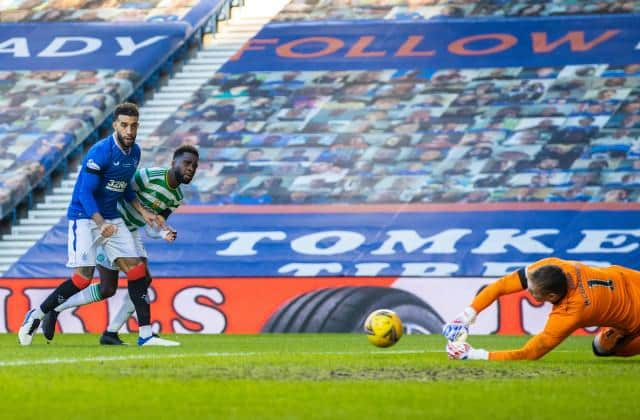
<box><xmin>130</xmin><ymin>197</ymin><xmax>164</xmax><ymax>229</ymax></box>
<box><xmin>90</xmin><ymin>212</ymin><xmax>117</xmax><ymax>238</ymax></box>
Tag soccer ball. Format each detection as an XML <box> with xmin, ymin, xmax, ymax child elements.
<box><xmin>364</xmin><ymin>309</ymin><xmax>403</xmax><ymax>348</ymax></box>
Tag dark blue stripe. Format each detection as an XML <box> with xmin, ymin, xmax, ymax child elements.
<box><xmin>72</xmin><ymin>220</ymin><xmax>77</xmax><ymax>253</ymax></box>
<box><xmin>517</xmin><ymin>268</ymin><xmax>528</xmax><ymax>289</ymax></box>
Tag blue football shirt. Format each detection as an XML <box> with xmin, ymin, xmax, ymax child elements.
<box><xmin>67</xmin><ymin>134</ymin><xmax>141</xmax><ymax>220</ymax></box>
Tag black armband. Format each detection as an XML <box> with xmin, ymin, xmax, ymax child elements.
<box><xmin>517</xmin><ymin>268</ymin><xmax>528</xmax><ymax>289</ymax></box>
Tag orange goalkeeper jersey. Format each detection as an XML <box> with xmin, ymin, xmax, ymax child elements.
<box><xmin>470</xmin><ymin>257</ymin><xmax>640</xmax><ymax>361</ymax></box>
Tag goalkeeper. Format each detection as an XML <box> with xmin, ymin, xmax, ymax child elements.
<box><xmin>444</xmin><ymin>257</ymin><xmax>640</xmax><ymax>360</ymax></box>
<box><xmin>41</xmin><ymin>145</ymin><xmax>199</xmax><ymax>345</ymax></box>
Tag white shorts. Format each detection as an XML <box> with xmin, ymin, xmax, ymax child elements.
<box><xmin>97</xmin><ymin>229</ymin><xmax>148</xmax><ymax>271</ymax></box>
<box><xmin>66</xmin><ymin>218</ymin><xmax>138</xmax><ymax>268</ymax></box>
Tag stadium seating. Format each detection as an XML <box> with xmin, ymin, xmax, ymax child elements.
<box><xmin>0</xmin><ymin>69</ymin><xmax>136</xmax><ymax>216</ymax></box>
<box><xmin>119</xmin><ymin>1</ymin><xmax>640</xmax><ymax>205</ymax></box>
<box><xmin>3</xmin><ymin>0</ymin><xmax>211</xmax><ymax>23</ymax></box>
<box><xmin>140</xmin><ymin>63</ymin><xmax>640</xmax><ymax>205</ymax></box>
<box><xmin>0</xmin><ymin>0</ymin><xmax>236</xmax><ymax>224</ymax></box>
<box><xmin>3</xmin><ymin>0</ymin><xmax>640</xmax><ymax>279</ymax></box>
<box><xmin>2</xmin><ymin>0</ymin><xmax>640</xmax><ymax>224</ymax></box>
<box><xmin>274</xmin><ymin>0</ymin><xmax>640</xmax><ymax>22</ymax></box>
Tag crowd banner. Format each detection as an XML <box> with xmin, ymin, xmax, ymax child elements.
<box><xmin>0</xmin><ymin>22</ymin><xmax>188</xmax><ymax>76</ymax></box>
<box><xmin>6</xmin><ymin>205</ymin><xmax>640</xmax><ymax>278</ymax></box>
<box><xmin>222</xmin><ymin>15</ymin><xmax>640</xmax><ymax>72</ymax></box>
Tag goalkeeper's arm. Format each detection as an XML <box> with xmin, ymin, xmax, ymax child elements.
<box><xmin>442</xmin><ymin>268</ymin><xmax>527</xmax><ymax>342</ymax></box>
<box><xmin>470</xmin><ymin>267</ymin><xmax>528</xmax><ymax>314</ymax></box>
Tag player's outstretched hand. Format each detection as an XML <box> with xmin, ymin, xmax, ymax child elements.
<box><xmin>442</xmin><ymin>307</ymin><xmax>477</xmax><ymax>342</ymax></box>
<box><xmin>163</xmin><ymin>227</ymin><xmax>177</xmax><ymax>242</ymax></box>
<box><xmin>442</xmin><ymin>321</ymin><xmax>468</xmax><ymax>343</ymax></box>
<box><xmin>100</xmin><ymin>223</ymin><xmax>117</xmax><ymax>238</ymax></box>
<box><xmin>446</xmin><ymin>341</ymin><xmax>489</xmax><ymax>360</ymax></box>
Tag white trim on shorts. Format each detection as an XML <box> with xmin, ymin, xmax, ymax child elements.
<box><xmin>66</xmin><ymin>218</ymin><xmax>138</xmax><ymax>268</ymax></box>
<box><xmin>97</xmin><ymin>228</ymin><xmax>148</xmax><ymax>271</ymax></box>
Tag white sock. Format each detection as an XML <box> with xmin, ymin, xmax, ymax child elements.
<box><xmin>32</xmin><ymin>307</ymin><xmax>45</xmax><ymax>319</ymax></box>
<box><xmin>139</xmin><ymin>325</ymin><xmax>152</xmax><ymax>339</ymax></box>
<box><xmin>54</xmin><ymin>284</ymin><xmax>102</xmax><ymax>312</ymax></box>
<box><xmin>107</xmin><ymin>295</ymin><xmax>136</xmax><ymax>333</ymax></box>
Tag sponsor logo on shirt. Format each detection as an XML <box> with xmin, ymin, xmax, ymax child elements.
<box><xmin>106</xmin><ymin>180</ymin><xmax>127</xmax><ymax>192</ymax></box>
<box><xmin>86</xmin><ymin>159</ymin><xmax>101</xmax><ymax>171</ymax></box>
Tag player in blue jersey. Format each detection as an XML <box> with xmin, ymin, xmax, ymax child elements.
<box><xmin>18</xmin><ymin>102</ymin><xmax>178</xmax><ymax>347</ymax></box>
<box><xmin>39</xmin><ymin>145</ymin><xmax>199</xmax><ymax>345</ymax></box>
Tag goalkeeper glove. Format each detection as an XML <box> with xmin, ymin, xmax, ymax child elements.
<box><xmin>446</xmin><ymin>341</ymin><xmax>489</xmax><ymax>360</ymax></box>
<box><xmin>442</xmin><ymin>306</ymin><xmax>477</xmax><ymax>342</ymax></box>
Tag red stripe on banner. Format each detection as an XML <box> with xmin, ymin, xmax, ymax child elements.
<box><xmin>0</xmin><ymin>277</ymin><xmax>398</xmax><ymax>334</ymax></box>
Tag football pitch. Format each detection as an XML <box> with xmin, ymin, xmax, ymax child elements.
<box><xmin>2</xmin><ymin>334</ymin><xmax>639</xmax><ymax>420</ymax></box>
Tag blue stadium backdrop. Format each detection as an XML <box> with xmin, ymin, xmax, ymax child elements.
<box><xmin>2</xmin><ymin>9</ymin><xmax>640</xmax><ymax>335</ymax></box>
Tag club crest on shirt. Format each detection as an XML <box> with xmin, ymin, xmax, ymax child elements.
<box><xmin>86</xmin><ymin>159</ymin><xmax>101</xmax><ymax>171</ymax></box>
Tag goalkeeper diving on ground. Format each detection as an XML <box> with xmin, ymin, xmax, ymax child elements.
<box><xmin>444</xmin><ymin>257</ymin><xmax>640</xmax><ymax>360</ymax></box>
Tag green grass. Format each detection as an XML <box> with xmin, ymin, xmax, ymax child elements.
<box><xmin>2</xmin><ymin>334</ymin><xmax>640</xmax><ymax>419</ymax></box>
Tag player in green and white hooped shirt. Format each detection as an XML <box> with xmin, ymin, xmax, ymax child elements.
<box><xmin>41</xmin><ymin>145</ymin><xmax>199</xmax><ymax>345</ymax></box>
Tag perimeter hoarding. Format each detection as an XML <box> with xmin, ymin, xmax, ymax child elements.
<box><xmin>1</xmin><ymin>276</ymin><xmax>593</xmax><ymax>336</ymax></box>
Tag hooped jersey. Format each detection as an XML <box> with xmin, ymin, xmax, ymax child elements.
<box><xmin>67</xmin><ymin>134</ymin><xmax>140</xmax><ymax>220</ymax></box>
<box><xmin>471</xmin><ymin>257</ymin><xmax>640</xmax><ymax>360</ymax></box>
<box><xmin>118</xmin><ymin>167</ymin><xmax>184</xmax><ymax>231</ymax></box>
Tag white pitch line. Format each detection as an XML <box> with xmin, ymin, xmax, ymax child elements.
<box><xmin>0</xmin><ymin>350</ymin><xmax>429</xmax><ymax>367</ymax></box>
<box><xmin>0</xmin><ymin>348</ymin><xmax>583</xmax><ymax>367</ymax></box>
